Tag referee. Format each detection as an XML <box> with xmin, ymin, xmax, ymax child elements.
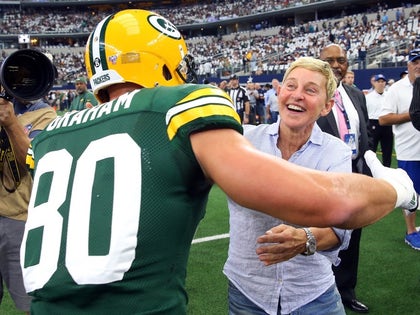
<box><xmin>226</xmin><ymin>74</ymin><xmax>250</xmax><ymax>124</ymax></box>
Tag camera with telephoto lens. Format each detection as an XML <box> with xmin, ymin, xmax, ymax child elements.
<box><xmin>0</xmin><ymin>49</ymin><xmax>56</xmax><ymax>191</ymax></box>
<box><xmin>0</xmin><ymin>49</ymin><xmax>55</xmax><ymax>102</ymax></box>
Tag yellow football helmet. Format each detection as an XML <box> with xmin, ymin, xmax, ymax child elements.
<box><xmin>85</xmin><ymin>9</ymin><xmax>197</xmax><ymax>103</ymax></box>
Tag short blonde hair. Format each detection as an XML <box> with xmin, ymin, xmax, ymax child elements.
<box><xmin>282</xmin><ymin>57</ymin><xmax>336</xmax><ymax>101</ymax></box>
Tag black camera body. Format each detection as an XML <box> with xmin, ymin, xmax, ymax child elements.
<box><xmin>0</xmin><ymin>49</ymin><xmax>55</xmax><ymax>101</ymax></box>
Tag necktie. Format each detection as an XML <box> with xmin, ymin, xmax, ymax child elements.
<box><xmin>334</xmin><ymin>90</ymin><xmax>348</xmax><ymax>140</ymax></box>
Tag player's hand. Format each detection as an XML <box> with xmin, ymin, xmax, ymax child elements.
<box><xmin>255</xmin><ymin>224</ymin><xmax>306</xmax><ymax>266</ymax></box>
<box><xmin>364</xmin><ymin>150</ymin><xmax>418</xmax><ymax>211</ymax></box>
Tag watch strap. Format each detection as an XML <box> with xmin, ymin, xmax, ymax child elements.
<box><xmin>301</xmin><ymin>227</ymin><xmax>316</xmax><ymax>256</ymax></box>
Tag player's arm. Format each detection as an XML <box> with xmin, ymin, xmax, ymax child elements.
<box><xmin>190</xmin><ymin>128</ymin><xmax>411</xmax><ymax>230</ymax></box>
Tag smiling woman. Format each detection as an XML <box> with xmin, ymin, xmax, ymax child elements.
<box><xmin>223</xmin><ymin>56</ymin><xmax>354</xmax><ymax>315</ymax></box>
<box><xmin>276</xmin><ymin>57</ymin><xmax>337</xmax><ymax>159</ymax></box>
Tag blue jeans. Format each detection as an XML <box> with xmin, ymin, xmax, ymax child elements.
<box><xmin>228</xmin><ymin>281</ymin><xmax>345</xmax><ymax>315</ymax></box>
<box><xmin>228</xmin><ymin>281</ymin><xmax>273</xmax><ymax>315</ymax></box>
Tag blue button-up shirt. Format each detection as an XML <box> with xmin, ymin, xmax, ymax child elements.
<box><xmin>223</xmin><ymin>119</ymin><xmax>353</xmax><ymax>315</ymax></box>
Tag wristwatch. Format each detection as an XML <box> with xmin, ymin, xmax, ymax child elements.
<box><xmin>301</xmin><ymin>227</ymin><xmax>316</xmax><ymax>256</ymax></box>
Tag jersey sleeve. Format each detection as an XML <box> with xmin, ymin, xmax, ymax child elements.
<box><xmin>25</xmin><ymin>144</ymin><xmax>34</xmax><ymax>177</ymax></box>
<box><xmin>166</xmin><ymin>85</ymin><xmax>243</xmax><ymax>152</ymax></box>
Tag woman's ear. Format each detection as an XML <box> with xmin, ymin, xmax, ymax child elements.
<box><xmin>320</xmin><ymin>98</ymin><xmax>334</xmax><ymax>117</ymax></box>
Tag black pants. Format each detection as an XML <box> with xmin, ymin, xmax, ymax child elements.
<box><xmin>333</xmin><ymin>228</ymin><xmax>362</xmax><ymax>303</ymax></box>
<box><xmin>368</xmin><ymin>119</ymin><xmax>393</xmax><ymax>167</ymax></box>
<box><xmin>237</xmin><ymin>109</ymin><xmax>244</xmax><ymax>124</ymax></box>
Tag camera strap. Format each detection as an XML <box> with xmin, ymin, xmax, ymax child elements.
<box><xmin>0</xmin><ymin>128</ymin><xmax>21</xmax><ymax>193</ymax></box>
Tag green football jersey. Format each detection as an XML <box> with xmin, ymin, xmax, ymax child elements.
<box><xmin>21</xmin><ymin>84</ymin><xmax>242</xmax><ymax>314</ymax></box>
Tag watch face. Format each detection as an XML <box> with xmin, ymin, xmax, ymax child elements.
<box><xmin>308</xmin><ymin>242</ymin><xmax>316</xmax><ymax>254</ymax></box>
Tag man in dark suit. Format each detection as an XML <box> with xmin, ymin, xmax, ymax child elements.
<box><xmin>410</xmin><ymin>76</ymin><xmax>420</xmax><ymax>131</ymax></box>
<box><xmin>317</xmin><ymin>44</ymin><xmax>371</xmax><ymax>314</ymax></box>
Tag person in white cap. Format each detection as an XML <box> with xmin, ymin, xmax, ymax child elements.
<box><xmin>379</xmin><ymin>47</ymin><xmax>420</xmax><ymax>250</ymax></box>
<box><xmin>365</xmin><ymin>74</ymin><xmax>393</xmax><ymax>167</ymax></box>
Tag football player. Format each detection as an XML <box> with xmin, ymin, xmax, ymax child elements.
<box><xmin>20</xmin><ymin>9</ymin><xmax>417</xmax><ymax>314</ymax></box>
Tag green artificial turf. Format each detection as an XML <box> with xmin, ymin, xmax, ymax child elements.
<box><xmin>186</xmin><ymin>186</ymin><xmax>420</xmax><ymax>315</ymax></box>
<box><xmin>3</xmin><ymin>158</ymin><xmax>420</xmax><ymax>315</ymax></box>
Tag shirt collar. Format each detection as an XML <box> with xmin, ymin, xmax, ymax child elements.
<box><xmin>266</xmin><ymin>118</ymin><xmax>324</xmax><ymax>147</ymax></box>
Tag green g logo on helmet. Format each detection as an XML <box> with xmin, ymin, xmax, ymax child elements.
<box><xmin>148</xmin><ymin>15</ymin><xmax>181</xmax><ymax>40</ymax></box>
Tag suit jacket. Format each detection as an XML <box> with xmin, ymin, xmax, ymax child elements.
<box><xmin>409</xmin><ymin>76</ymin><xmax>420</xmax><ymax>131</ymax></box>
<box><xmin>317</xmin><ymin>83</ymin><xmax>372</xmax><ymax>176</ymax></box>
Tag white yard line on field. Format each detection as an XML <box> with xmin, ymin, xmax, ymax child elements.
<box><xmin>192</xmin><ymin>233</ymin><xmax>230</xmax><ymax>244</ymax></box>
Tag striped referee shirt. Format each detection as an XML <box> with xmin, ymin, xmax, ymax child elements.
<box><xmin>227</xmin><ymin>86</ymin><xmax>249</xmax><ymax>112</ymax></box>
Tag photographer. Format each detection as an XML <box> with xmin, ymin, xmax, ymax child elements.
<box><xmin>0</xmin><ymin>54</ymin><xmax>57</xmax><ymax>313</ymax></box>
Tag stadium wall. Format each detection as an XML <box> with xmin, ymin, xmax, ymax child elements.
<box><xmin>54</xmin><ymin>66</ymin><xmax>406</xmax><ymax>92</ymax></box>
<box><xmin>200</xmin><ymin>66</ymin><xmax>407</xmax><ymax>91</ymax></box>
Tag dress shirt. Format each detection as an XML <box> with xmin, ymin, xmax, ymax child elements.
<box><xmin>266</xmin><ymin>90</ymin><xmax>279</xmax><ymax>112</ymax></box>
<box><xmin>334</xmin><ymin>83</ymin><xmax>360</xmax><ymax>159</ymax></box>
<box><xmin>264</xmin><ymin>88</ymin><xmax>275</xmax><ymax>105</ymax></box>
<box><xmin>334</xmin><ymin>90</ymin><xmax>348</xmax><ymax>140</ymax></box>
<box><xmin>223</xmin><ymin>119</ymin><xmax>353</xmax><ymax>315</ymax></box>
<box><xmin>366</xmin><ymin>90</ymin><xmax>387</xmax><ymax>120</ymax></box>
